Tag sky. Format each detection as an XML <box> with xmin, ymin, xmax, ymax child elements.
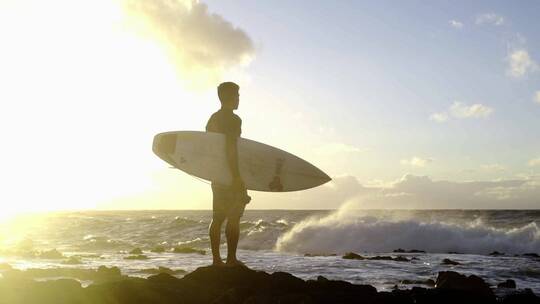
<box><xmin>0</xmin><ymin>0</ymin><xmax>539</xmax><ymax>215</ymax></box>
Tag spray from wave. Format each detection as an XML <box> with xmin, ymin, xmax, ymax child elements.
<box><xmin>275</xmin><ymin>201</ymin><xmax>540</xmax><ymax>255</ymax></box>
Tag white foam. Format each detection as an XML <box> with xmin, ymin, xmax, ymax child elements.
<box><xmin>275</xmin><ymin>208</ymin><xmax>540</xmax><ymax>254</ymax></box>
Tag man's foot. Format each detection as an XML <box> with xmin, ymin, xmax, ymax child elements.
<box><xmin>225</xmin><ymin>259</ymin><xmax>248</xmax><ymax>268</ymax></box>
<box><xmin>212</xmin><ymin>259</ymin><xmax>226</xmax><ymax>267</ymax></box>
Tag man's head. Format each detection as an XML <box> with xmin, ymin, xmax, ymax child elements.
<box><xmin>218</xmin><ymin>82</ymin><xmax>240</xmax><ymax>110</ymax></box>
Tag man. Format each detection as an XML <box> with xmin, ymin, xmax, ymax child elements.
<box><xmin>206</xmin><ymin>82</ymin><xmax>251</xmax><ymax>267</ymax></box>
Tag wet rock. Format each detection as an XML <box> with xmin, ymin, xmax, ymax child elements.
<box><xmin>498</xmin><ymin>279</ymin><xmax>516</xmax><ymax>289</ymax></box>
<box><xmin>435</xmin><ymin>271</ymin><xmax>494</xmax><ymax>298</ymax></box>
<box><xmin>342</xmin><ymin>252</ymin><xmax>365</xmax><ymax>260</ymax></box>
<box><xmin>61</xmin><ymin>256</ymin><xmax>83</xmax><ymax>265</ymax></box>
<box><xmin>442</xmin><ymin>258</ymin><xmax>460</xmax><ymax>265</ymax></box>
<box><xmin>369</xmin><ymin>255</ymin><xmax>410</xmax><ymax>262</ymax></box>
<box><xmin>124</xmin><ymin>254</ymin><xmax>148</xmax><ymax>260</ymax></box>
<box><xmin>523</xmin><ymin>253</ymin><xmax>540</xmax><ymax>258</ymax></box>
<box><xmin>150</xmin><ymin>246</ymin><xmax>166</xmax><ymax>253</ymax></box>
<box><xmin>138</xmin><ymin>267</ymin><xmax>186</xmax><ymax>275</ymax></box>
<box><xmin>393</xmin><ymin>248</ymin><xmax>426</xmax><ymax>253</ymax></box>
<box><xmin>172</xmin><ymin>246</ymin><xmax>206</xmax><ymax>255</ymax></box>
<box><xmin>129</xmin><ymin>248</ymin><xmax>143</xmax><ymax>254</ymax></box>
<box><xmin>96</xmin><ymin>266</ymin><xmax>121</xmax><ymax>278</ymax></box>
<box><xmin>489</xmin><ymin>251</ymin><xmax>505</xmax><ymax>256</ymax></box>
<box><xmin>38</xmin><ymin>249</ymin><xmax>64</xmax><ymax>259</ymax></box>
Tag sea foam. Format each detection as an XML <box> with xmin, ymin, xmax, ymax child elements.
<box><xmin>275</xmin><ymin>207</ymin><xmax>540</xmax><ymax>254</ymax></box>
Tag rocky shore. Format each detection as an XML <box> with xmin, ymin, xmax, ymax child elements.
<box><xmin>0</xmin><ymin>265</ymin><xmax>538</xmax><ymax>304</ymax></box>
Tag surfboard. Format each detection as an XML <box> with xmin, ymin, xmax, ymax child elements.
<box><xmin>152</xmin><ymin>131</ymin><xmax>331</xmax><ymax>192</ymax></box>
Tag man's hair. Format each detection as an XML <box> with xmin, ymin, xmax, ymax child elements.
<box><xmin>217</xmin><ymin>82</ymin><xmax>239</xmax><ymax>104</ymax></box>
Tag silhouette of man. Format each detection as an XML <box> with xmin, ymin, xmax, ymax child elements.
<box><xmin>206</xmin><ymin>82</ymin><xmax>251</xmax><ymax>267</ymax></box>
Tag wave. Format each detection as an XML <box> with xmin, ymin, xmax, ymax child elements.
<box><xmin>275</xmin><ymin>208</ymin><xmax>540</xmax><ymax>255</ymax></box>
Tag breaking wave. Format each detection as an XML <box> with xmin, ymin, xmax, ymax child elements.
<box><xmin>275</xmin><ymin>208</ymin><xmax>540</xmax><ymax>254</ymax></box>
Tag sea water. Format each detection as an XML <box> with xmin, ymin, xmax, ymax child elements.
<box><xmin>0</xmin><ymin>210</ymin><xmax>539</xmax><ymax>292</ymax></box>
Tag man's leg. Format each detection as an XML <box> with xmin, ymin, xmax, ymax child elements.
<box><xmin>209</xmin><ymin>216</ymin><xmax>225</xmax><ymax>266</ymax></box>
<box><xmin>225</xmin><ymin>216</ymin><xmax>242</xmax><ymax>265</ymax></box>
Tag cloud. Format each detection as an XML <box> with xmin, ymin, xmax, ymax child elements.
<box><xmin>400</xmin><ymin>157</ymin><xmax>433</xmax><ymax>167</ymax></box>
<box><xmin>315</xmin><ymin>143</ymin><xmax>367</xmax><ymax>155</ymax></box>
<box><xmin>449</xmin><ymin>20</ymin><xmax>464</xmax><ymax>29</ymax></box>
<box><xmin>534</xmin><ymin>91</ymin><xmax>540</xmax><ymax>104</ymax></box>
<box><xmin>475</xmin><ymin>13</ymin><xmax>505</xmax><ymax>26</ymax></box>
<box><xmin>481</xmin><ymin>164</ymin><xmax>505</xmax><ymax>171</ymax></box>
<box><xmin>123</xmin><ymin>0</ymin><xmax>255</xmax><ymax>87</ymax></box>
<box><xmin>429</xmin><ymin>112</ymin><xmax>449</xmax><ymax>123</ymax></box>
<box><xmin>252</xmin><ymin>174</ymin><xmax>540</xmax><ymax>209</ymax></box>
<box><xmin>430</xmin><ymin>102</ymin><xmax>493</xmax><ymax>122</ymax></box>
<box><xmin>529</xmin><ymin>157</ymin><xmax>540</xmax><ymax>167</ymax></box>
<box><xmin>450</xmin><ymin>102</ymin><xmax>494</xmax><ymax>118</ymax></box>
<box><xmin>507</xmin><ymin>49</ymin><xmax>538</xmax><ymax>78</ymax></box>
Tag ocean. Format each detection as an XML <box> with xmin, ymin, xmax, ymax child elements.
<box><xmin>0</xmin><ymin>209</ymin><xmax>539</xmax><ymax>292</ymax></box>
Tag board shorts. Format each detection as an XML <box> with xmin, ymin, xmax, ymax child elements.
<box><xmin>211</xmin><ymin>183</ymin><xmax>247</xmax><ymax>220</ymax></box>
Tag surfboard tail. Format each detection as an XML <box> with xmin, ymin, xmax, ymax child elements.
<box><xmin>152</xmin><ymin>133</ymin><xmax>178</xmax><ymax>167</ymax></box>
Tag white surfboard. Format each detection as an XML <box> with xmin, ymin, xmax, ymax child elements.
<box><xmin>152</xmin><ymin>131</ymin><xmax>331</xmax><ymax>192</ymax></box>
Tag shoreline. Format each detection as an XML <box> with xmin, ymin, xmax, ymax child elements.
<box><xmin>0</xmin><ymin>264</ymin><xmax>538</xmax><ymax>304</ymax></box>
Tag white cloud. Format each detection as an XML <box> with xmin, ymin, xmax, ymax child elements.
<box><xmin>450</xmin><ymin>102</ymin><xmax>494</xmax><ymax>118</ymax></box>
<box><xmin>529</xmin><ymin>157</ymin><xmax>540</xmax><ymax>167</ymax></box>
<box><xmin>430</xmin><ymin>102</ymin><xmax>493</xmax><ymax>122</ymax></box>
<box><xmin>475</xmin><ymin>13</ymin><xmax>505</xmax><ymax>26</ymax></box>
<box><xmin>449</xmin><ymin>20</ymin><xmax>464</xmax><ymax>29</ymax></box>
<box><xmin>401</xmin><ymin>157</ymin><xmax>433</xmax><ymax>167</ymax></box>
<box><xmin>534</xmin><ymin>91</ymin><xmax>540</xmax><ymax>104</ymax></box>
<box><xmin>123</xmin><ymin>0</ymin><xmax>255</xmax><ymax>87</ymax></box>
<box><xmin>481</xmin><ymin>164</ymin><xmax>505</xmax><ymax>171</ymax></box>
<box><xmin>507</xmin><ymin>49</ymin><xmax>538</xmax><ymax>78</ymax></box>
<box><xmin>429</xmin><ymin>112</ymin><xmax>449</xmax><ymax>123</ymax></box>
<box><xmin>253</xmin><ymin>174</ymin><xmax>540</xmax><ymax>210</ymax></box>
<box><xmin>315</xmin><ymin>143</ymin><xmax>367</xmax><ymax>155</ymax></box>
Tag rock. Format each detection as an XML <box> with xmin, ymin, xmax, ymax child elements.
<box><xmin>442</xmin><ymin>258</ymin><xmax>460</xmax><ymax>265</ymax></box>
<box><xmin>435</xmin><ymin>271</ymin><xmax>494</xmax><ymax>298</ymax></box>
<box><xmin>172</xmin><ymin>246</ymin><xmax>206</xmax><ymax>255</ymax></box>
<box><xmin>138</xmin><ymin>267</ymin><xmax>186</xmax><ymax>275</ymax></box>
<box><xmin>369</xmin><ymin>256</ymin><xmax>410</xmax><ymax>262</ymax></box>
<box><xmin>124</xmin><ymin>254</ymin><xmax>148</xmax><ymax>260</ymax></box>
<box><xmin>61</xmin><ymin>256</ymin><xmax>83</xmax><ymax>265</ymax></box>
<box><xmin>393</xmin><ymin>248</ymin><xmax>426</xmax><ymax>253</ymax></box>
<box><xmin>498</xmin><ymin>279</ymin><xmax>516</xmax><ymax>289</ymax></box>
<box><xmin>129</xmin><ymin>248</ymin><xmax>143</xmax><ymax>254</ymax></box>
<box><xmin>150</xmin><ymin>246</ymin><xmax>165</xmax><ymax>253</ymax></box>
<box><xmin>522</xmin><ymin>253</ymin><xmax>540</xmax><ymax>258</ymax></box>
<box><xmin>38</xmin><ymin>249</ymin><xmax>64</xmax><ymax>259</ymax></box>
<box><xmin>97</xmin><ymin>266</ymin><xmax>121</xmax><ymax>278</ymax></box>
<box><xmin>342</xmin><ymin>252</ymin><xmax>365</xmax><ymax>260</ymax></box>
<box><xmin>489</xmin><ymin>251</ymin><xmax>505</xmax><ymax>256</ymax></box>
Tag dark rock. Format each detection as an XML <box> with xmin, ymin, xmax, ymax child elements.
<box><xmin>435</xmin><ymin>271</ymin><xmax>494</xmax><ymax>298</ymax></box>
<box><xmin>489</xmin><ymin>251</ymin><xmax>505</xmax><ymax>256</ymax></box>
<box><xmin>97</xmin><ymin>266</ymin><xmax>121</xmax><ymax>278</ymax></box>
<box><xmin>61</xmin><ymin>256</ymin><xmax>83</xmax><ymax>265</ymax></box>
<box><xmin>124</xmin><ymin>254</ymin><xmax>148</xmax><ymax>260</ymax></box>
<box><xmin>498</xmin><ymin>279</ymin><xmax>516</xmax><ymax>289</ymax></box>
<box><xmin>172</xmin><ymin>246</ymin><xmax>206</xmax><ymax>255</ymax></box>
<box><xmin>38</xmin><ymin>249</ymin><xmax>64</xmax><ymax>259</ymax></box>
<box><xmin>394</xmin><ymin>248</ymin><xmax>406</xmax><ymax>253</ymax></box>
<box><xmin>393</xmin><ymin>248</ymin><xmax>426</xmax><ymax>253</ymax></box>
<box><xmin>129</xmin><ymin>248</ymin><xmax>143</xmax><ymax>254</ymax></box>
<box><xmin>442</xmin><ymin>258</ymin><xmax>460</xmax><ymax>265</ymax></box>
<box><xmin>523</xmin><ymin>253</ymin><xmax>540</xmax><ymax>258</ymax></box>
<box><xmin>369</xmin><ymin>255</ymin><xmax>410</xmax><ymax>262</ymax></box>
<box><xmin>138</xmin><ymin>267</ymin><xmax>186</xmax><ymax>275</ymax></box>
<box><xmin>342</xmin><ymin>252</ymin><xmax>365</xmax><ymax>260</ymax></box>
<box><xmin>150</xmin><ymin>246</ymin><xmax>165</xmax><ymax>253</ymax></box>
